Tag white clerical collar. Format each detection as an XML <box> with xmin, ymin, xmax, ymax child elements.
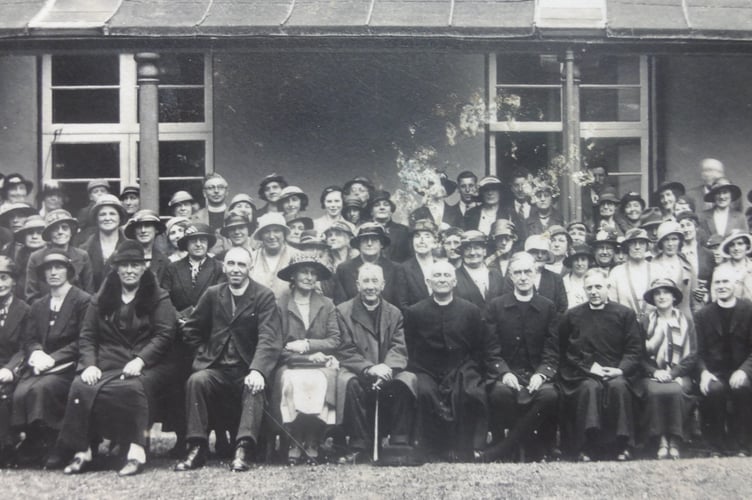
<box><xmin>717</xmin><ymin>297</ymin><xmax>737</xmax><ymax>309</ymax></box>
<box><xmin>229</xmin><ymin>281</ymin><xmax>250</xmax><ymax>296</ymax></box>
<box><xmin>207</xmin><ymin>204</ymin><xmax>227</xmax><ymax>213</ymax></box>
<box><xmin>589</xmin><ymin>302</ymin><xmax>607</xmax><ymax>310</ymax></box>
<box><xmin>433</xmin><ymin>295</ymin><xmax>453</xmax><ymax>306</ymax></box>
<box><xmin>514</xmin><ymin>290</ymin><xmax>533</xmax><ymax>303</ymax></box>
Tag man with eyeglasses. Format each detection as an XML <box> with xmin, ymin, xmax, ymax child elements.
<box><xmin>192</xmin><ymin>173</ymin><xmax>229</xmax><ymax>255</ymax></box>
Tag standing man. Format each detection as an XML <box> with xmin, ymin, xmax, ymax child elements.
<box><xmin>192</xmin><ymin>173</ymin><xmax>229</xmax><ymax>255</ymax></box>
<box><xmin>454</xmin><ymin>171</ymin><xmax>479</xmax><ymax>217</ymax></box>
<box><xmin>695</xmin><ymin>263</ymin><xmax>752</xmax><ymax>456</ymax></box>
<box><xmin>405</xmin><ymin>260</ymin><xmax>502</xmax><ymax>460</ymax></box>
<box><xmin>368</xmin><ymin>190</ymin><xmax>410</xmax><ymax>264</ymax></box>
<box><xmin>336</xmin><ymin>263</ymin><xmax>417</xmax><ymax>463</ymax></box>
<box><xmin>175</xmin><ymin>247</ymin><xmax>282</xmax><ymax>472</ymax></box>
<box><xmin>558</xmin><ymin>268</ymin><xmax>643</xmax><ymax>461</ymax></box>
<box><xmin>481</xmin><ymin>252</ymin><xmax>559</xmax><ymax>462</ymax></box>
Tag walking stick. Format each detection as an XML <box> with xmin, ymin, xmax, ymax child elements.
<box><xmin>372</xmin><ymin>379</ymin><xmax>382</xmax><ymax>462</ymax></box>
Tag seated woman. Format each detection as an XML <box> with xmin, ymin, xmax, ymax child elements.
<box><xmin>57</xmin><ymin>241</ymin><xmax>176</xmax><ymax>477</ymax></box>
<box><xmin>272</xmin><ymin>254</ymin><xmax>341</xmax><ymax>464</ymax></box>
<box><xmin>11</xmin><ymin>249</ymin><xmax>90</xmax><ymax>468</ymax></box>
<box><xmin>639</xmin><ymin>278</ymin><xmax>697</xmax><ymax>460</ymax></box>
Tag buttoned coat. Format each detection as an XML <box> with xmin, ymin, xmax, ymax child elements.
<box><xmin>394</xmin><ymin>257</ymin><xmax>431</xmax><ymax>312</ymax></box>
<box><xmin>161</xmin><ymin>255</ymin><xmax>225</xmax><ymax>316</ymax></box>
<box><xmin>0</xmin><ymin>297</ymin><xmax>30</xmax><ymax>373</ymax></box>
<box><xmin>182</xmin><ymin>281</ymin><xmax>283</xmax><ymax>380</ymax></box>
<box><xmin>695</xmin><ymin>299</ymin><xmax>752</xmax><ymax>380</ymax></box>
<box><xmin>484</xmin><ymin>292</ymin><xmax>559</xmax><ymax>384</ymax></box>
<box><xmin>454</xmin><ymin>265</ymin><xmax>506</xmax><ymax>313</ymax></box>
<box><xmin>25</xmin><ymin>245</ymin><xmax>95</xmax><ymax>301</ymax></box>
<box><xmin>78</xmin><ymin>231</ymin><xmax>125</xmax><ymax>291</ymax></box>
<box><xmin>502</xmin><ymin>268</ymin><xmax>568</xmax><ymax>314</ymax></box>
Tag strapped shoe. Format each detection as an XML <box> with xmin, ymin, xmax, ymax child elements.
<box><xmin>118</xmin><ymin>459</ymin><xmax>144</xmax><ymax>477</ymax></box>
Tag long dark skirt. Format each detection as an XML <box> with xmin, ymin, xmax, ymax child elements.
<box><xmin>0</xmin><ymin>382</ymin><xmax>13</xmax><ymax>444</ymax></box>
<box><xmin>637</xmin><ymin>377</ymin><xmax>696</xmax><ymax>442</ymax></box>
<box><xmin>11</xmin><ymin>370</ymin><xmax>75</xmax><ymax>430</ymax></box>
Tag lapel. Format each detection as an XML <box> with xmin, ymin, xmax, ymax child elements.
<box><xmin>286</xmin><ymin>292</ymin><xmax>325</xmax><ymax>330</ymax></box>
<box><xmin>4</xmin><ymin>299</ymin><xmax>25</xmax><ymax>337</ymax></box>
<box><xmin>193</xmin><ymin>257</ymin><xmax>218</xmax><ymax>295</ymax></box>
<box><xmin>377</xmin><ymin>302</ymin><xmax>393</xmax><ymax>359</ymax></box>
<box><xmin>219</xmin><ymin>282</ymin><xmax>255</xmax><ymax>323</ymax></box>
<box><xmin>408</xmin><ymin>258</ymin><xmax>429</xmax><ymax>296</ymax></box>
<box><xmin>351</xmin><ymin>299</ymin><xmax>377</xmax><ymax>339</ymax></box>
<box><xmin>44</xmin><ymin>289</ymin><xmax>76</xmax><ymax>345</ymax></box>
<box><xmin>457</xmin><ymin>265</ymin><xmax>482</xmax><ymax>302</ymax></box>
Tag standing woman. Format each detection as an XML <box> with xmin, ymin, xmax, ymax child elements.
<box><xmin>273</xmin><ymin>254</ymin><xmax>341</xmax><ymax>464</ymax></box>
<box><xmin>321</xmin><ymin>221</ymin><xmax>357</xmax><ymax>298</ymax></box>
<box><xmin>562</xmin><ymin>244</ymin><xmax>593</xmax><ymax>309</ymax></box>
<box><xmin>546</xmin><ymin>225</ymin><xmax>571</xmax><ymax>275</ymax></box>
<box><xmin>699</xmin><ymin>178</ymin><xmax>748</xmax><ymax>239</ymax></box>
<box><xmin>639</xmin><ymin>278</ymin><xmax>697</xmax><ymax>460</ymax></box>
<box><xmin>277</xmin><ymin>186</ymin><xmax>309</xmax><ymax>222</ymax></box>
<box><xmin>617</xmin><ymin>192</ymin><xmax>646</xmax><ymax>234</ymax></box>
<box><xmin>653</xmin><ymin>181</ymin><xmax>685</xmax><ymax>221</ymax></box>
<box><xmin>78</xmin><ymin>194</ymin><xmax>126</xmax><ymax>291</ymax></box>
<box><xmin>313</xmin><ymin>186</ymin><xmax>344</xmax><ymax>235</ymax></box>
<box><xmin>123</xmin><ymin>210</ymin><xmax>170</xmax><ymax>283</ymax></box>
<box><xmin>9</xmin><ymin>215</ymin><xmax>46</xmax><ymax>298</ymax></box>
<box><xmin>591</xmin><ymin>187</ymin><xmax>623</xmax><ymax>236</ymax></box>
<box><xmin>341</xmin><ymin>195</ymin><xmax>365</xmax><ymax>228</ymax></box>
<box><xmin>58</xmin><ymin>241</ymin><xmax>176</xmax><ymax>476</ymax></box>
<box><xmin>651</xmin><ymin>221</ymin><xmax>693</xmax><ymax>318</ymax></box>
<box><xmin>164</xmin><ymin>217</ymin><xmax>191</xmax><ymax>262</ymax></box>
<box><xmin>11</xmin><ymin>249</ymin><xmax>90</xmax><ymax>468</ymax></box>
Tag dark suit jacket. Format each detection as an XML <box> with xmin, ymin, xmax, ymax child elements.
<box><xmin>79</xmin><ymin>231</ymin><xmax>125</xmax><ymax>291</ymax></box>
<box><xmin>699</xmin><ymin>208</ymin><xmax>749</xmax><ymax>238</ymax></box>
<box><xmin>484</xmin><ymin>292</ymin><xmax>559</xmax><ymax>383</ymax></box>
<box><xmin>395</xmin><ymin>257</ymin><xmax>430</xmax><ymax>312</ymax></box>
<box><xmin>161</xmin><ymin>256</ymin><xmax>225</xmax><ymax>316</ymax></box>
<box><xmin>695</xmin><ymin>299</ymin><xmax>752</xmax><ymax>380</ymax></box>
<box><xmin>23</xmin><ymin>286</ymin><xmax>91</xmax><ymax>366</ymax></box>
<box><xmin>333</xmin><ymin>256</ymin><xmax>398</xmax><ymax>306</ymax></box>
<box><xmin>0</xmin><ymin>297</ymin><xmax>30</xmax><ymax>372</ymax></box>
<box><xmin>410</xmin><ymin>202</ymin><xmax>464</xmax><ymax>229</ymax></box>
<box><xmin>383</xmin><ymin>220</ymin><xmax>411</xmax><ymax>264</ymax></box>
<box><xmin>183</xmin><ymin>281</ymin><xmax>283</xmax><ymax>379</ymax></box>
<box><xmin>463</xmin><ymin>204</ymin><xmax>513</xmax><ymax>232</ymax></box>
<box><xmin>525</xmin><ymin>209</ymin><xmax>565</xmax><ymax>237</ymax></box>
<box><xmin>454</xmin><ymin>265</ymin><xmax>505</xmax><ymax>312</ymax></box>
<box><xmin>502</xmin><ymin>268</ymin><xmax>568</xmax><ymax>314</ymax></box>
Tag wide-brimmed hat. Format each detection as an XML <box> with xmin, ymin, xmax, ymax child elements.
<box><xmin>178</xmin><ymin>223</ymin><xmax>217</xmax><ymax>251</ymax></box>
<box><xmin>704</xmin><ymin>177</ymin><xmax>742</xmax><ymax>203</ymax></box>
<box><xmin>547</xmin><ymin>225</ymin><xmax>571</xmax><ymax>245</ymax></box>
<box><xmin>350</xmin><ymin>222</ymin><xmax>390</xmax><ymax>249</ymax></box>
<box><xmin>165</xmin><ymin>216</ymin><xmax>191</xmax><ymax>234</ymax></box>
<box><xmin>410</xmin><ymin>218</ymin><xmax>438</xmax><ymax>236</ymax></box>
<box><xmin>459</xmin><ymin>230</ymin><xmax>487</xmax><ymax>249</ymax></box>
<box><xmin>620</xmin><ymin>191</ymin><xmax>646</xmax><ymax>211</ymax></box>
<box><xmin>621</xmin><ymin>227</ymin><xmax>651</xmax><ymax>247</ymax></box>
<box><xmin>124</xmin><ymin>210</ymin><xmax>166</xmax><ymax>239</ymax></box>
<box><xmin>563</xmin><ymin>244</ymin><xmax>595</xmax><ymax>267</ymax></box>
<box><xmin>477</xmin><ymin>176</ymin><xmax>503</xmax><ymax>194</ymax></box>
<box><xmin>720</xmin><ymin>229</ymin><xmax>752</xmax><ymax>257</ymax></box>
<box><xmin>597</xmin><ymin>186</ymin><xmax>620</xmax><ymax>206</ymax></box>
<box><xmin>276</xmin><ymin>186</ymin><xmax>309</xmax><ymax>211</ymax></box>
<box><xmin>86</xmin><ymin>179</ymin><xmax>111</xmax><ymax>194</ymax></box>
<box><xmin>639</xmin><ymin>207</ymin><xmax>664</xmax><ymax>230</ymax></box>
<box><xmin>440</xmin><ymin>226</ymin><xmax>464</xmax><ymax>240</ymax></box>
<box><xmin>14</xmin><ymin>214</ymin><xmax>45</xmax><ymax>243</ymax></box>
<box><xmin>367</xmin><ymin>190</ymin><xmax>396</xmax><ymax>213</ymax></box>
<box><xmin>705</xmin><ymin>233</ymin><xmax>724</xmax><ymax>250</ymax></box>
<box><xmin>0</xmin><ymin>255</ymin><xmax>18</xmax><ymax>278</ymax></box>
<box><xmin>252</xmin><ymin>212</ymin><xmax>290</xmax><ymax>241</ymax></box>
<box><xmin>110</xmin><ymin>240</ymin><xmax>147</xmax><ymax>265</ymax></box>
<box><xmin>119</xmin><ymin>184</ymin><xmax>140</xmax><ymax>199</ymax></box>
<box><xmin>437</xmin><ymin>171</ymin><xmax>457</xmax><ymax>197</ymax></box>
<box><xmin>0</xmin><ymin>202</ymin><xmax>37</xmax><ymax>227</ymax></box>
<box><xmin>323</xmin><ymin>220</ymin><xmax>355</xmax><ymax>239</ymax></box>
<box><xmin>653</xmin><ymin>181</ymin><xmax>685</xmax><ymax>202</ymax></box>
<box><xmin>228</xmin><ymin>193</ymin><xmax>257</xmax><ymax>213</ymax></box>
<box><xmin>643</xmin><ymin>277</ymin><xmax>683</xmax><ymax>307</ymax></box>
<box><xmin>289</xmin><ymin>230</ymin><xmax>329</xmax><ymax>251</ymax></box>
<box><xmin>90</xmin><ymin>194</ymin><xmax>127</xmax><ymax>222</ymax></box>
<box><xmin>592</xmin><ymin>230</ymin><xmax>620</xmax><ymax>248</ymax></box>
<box><xmin>35</xmin><ymin>248</ymin><xmax>76</xmax><ymax>281</ymax></box>
<box><xmin>524</xmin><ymin>234</ymin><xmax>552</xmax><ymax>260</ymax></box>
<box><xmin>655</xmin><ymin>221</ymin><xmax>684</xmax><ymax>246</ymax></box>
<box><xmin>343</xmin><ymin>176</ymin><xmax>374</xmax><ymax>195</ymax></box>
<box><xmin>258</xmin><ymin>173</ymin><xmax>288</xmax><ymax>201</ymax></box>
<box><xmin>491</xmin><ymin>219</ymin><xmax>516</xmax><ymax>240</ymax></box>
<box><xmin>1</xmin><ymin>173</ymin><xmax>33</xmax><ymax>194</ymax></box>
<box><xmin>286</xmin><ymin>215</ymin><xmax>314</xmax><ymax>230</ymax></box>
<box><xmin>41</xmin><ymin>209</ymin><xmax>78</xmax><ymax>241</ymax></box>
<box><xmin>220</xmin><ymin>211</ymin><xmax>255</xmax><ymax>238</ymax></box>
<box><xmin>277</xmin><ymin>253</ymin><xmax>332</xmax><ymax>283</ymax></box>
<box><xmin>168</xmin><ymin>190</ymin><xmax>195</xmax><ymax>208</ymax></box>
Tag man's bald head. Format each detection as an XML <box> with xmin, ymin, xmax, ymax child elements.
<box><xmin>701</xmin><ymin>158</ymin><xmax>724</xmax><ymax>186</ymax></box>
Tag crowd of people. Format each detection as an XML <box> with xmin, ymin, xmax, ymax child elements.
<box><xmin>0</xmin><ymin>156</ymin><xmax>751</xmax><ymax>477</ymax></box>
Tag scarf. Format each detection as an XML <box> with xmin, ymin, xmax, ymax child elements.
<box><xmin>645</xmin><ymin>308</ymin><xmax>691</xmax><ymax>369</ymax></box>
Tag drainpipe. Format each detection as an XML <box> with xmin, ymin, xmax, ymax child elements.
<box><xmin>561</xmin><ymin>49</ymin><xmax>581</xmax><ymax>222</ymax></box>
<box><xmin>135</xmin><ymin>53</ymin><xmax>160</xmax><ymax>211</ymax></box>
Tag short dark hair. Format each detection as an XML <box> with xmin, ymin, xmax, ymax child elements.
<box><xmin>509</xmin><ymin>167</ymin><xmax>530</xmax><ymax>182</ymax></box>
<box><xmin>457</xmin><ymin>171</ymin><xmax>477</xmax><ymax>183</ymax></box>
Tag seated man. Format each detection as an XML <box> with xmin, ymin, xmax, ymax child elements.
<box><xmin>58</xmin><ymin>241</ymin><xmax>177</xmax><ymax>477</ymax></box>
<box><xmin>175</xmin><ymin>247</ymin><xmax>282</xmax><ymax>472</ymax></box>
<box><xmin>482</xmin><ymin>252</ymin><xmax>559</xmax><ymax>462</ymax></box>
<box><xmin>405</xmin><ymin>260</ymin><xmax>501</xmax><ymax>460</ymax></box>
<box><xmin>337</xmin><ymin>263</ymin><xmax>417</xmax><ymax>464</ymax></box>
<box><xmin>558</xmin><ymin>268</ymin><xmax>642</xmax><ymax>461</ymax></box>
<box><xmin>695</xmin><ymin>263</ymin><xmax>752</xmax><ymax>456</ymax></box>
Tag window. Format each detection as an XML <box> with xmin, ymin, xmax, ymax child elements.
<box><xmin>42</xmin><ymin>53</ymin><xmax>212</xmax><ymax>215</ymax></box>
<box><xmin>487</xmin><ymin>53</ymin><xmax>649</xmax><ymax>213</ymax></box>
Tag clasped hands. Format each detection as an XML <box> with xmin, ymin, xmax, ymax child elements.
<box><xmin>28</xmin><ymin>350</ymin><xmax>55</xmax><ymax>375</ymax></box>
<box><xmin>502</xmin><ymin>372</ymin><xmax>546</xmax><ymax>393</ymax></box>
<box><xmin>590</xmin><ymin>362</ymin><xmax>623</xmax><ymax>380</ymax></box>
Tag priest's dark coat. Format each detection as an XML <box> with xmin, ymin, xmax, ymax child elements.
<box><xmin>11</xmin><ymin>286</ymin><xmax>90</xmax><ymax>430</ymax></box>
<box><xmin>557</xmin><ymin>301</ymin><xmax>643</xmax><ymax>453</ymax></box>
<box><xmin>404</xmin><ymin>296</ymin><xmax>502</xmax><ymax>456</ymax></box>
<box><xmin>502</xmin><ymin>268</ymin><xmax>569</xmax><ymax>314</ymax></box>
<box><xmin>333</xmin><ymin>255</ymin><xmax>398</xmax><ymax>306</ymax></box>
<box><xmin>0</xmin><ymin>297</ymin><xmax>30</xmax><ymax>443</ymax></box>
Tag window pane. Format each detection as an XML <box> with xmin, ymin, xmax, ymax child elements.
<box><xmin>497</xmin><ymin>88</ymin><xmax>561</xmax><ymax>122</ymax></box>
<box><xmin>52</xmin><ymin>55</ymin><xmax>119</xmax><ymax>86</ymax></box>
<box><xmin>497</xmin><ymin>54</ymin><xmax>561</xmax><ymax>84</ymax></box>
<box><xmin>158</xmin><ymin>88</ymin><xmax>204</xmax><ymax>122</ymax></box>
<box><xmin>581</xmin><ymin>137</ymin><xmax>641</xmax><ymax>194</ymax></box>
<box><xmin>140</xmin><ymin>140</ymin><xmax>206</xmax><ymax>177</ymax></box>
<box><xmin>581</xmin><ymin>88</ymin><xmax>640</xmax><ymax>122</ymax></box>
<box><xmin>51</xmin><ymin>143</ymin><xmax>120</xmax><ymax>179</ymax></box>
<box><xmin>158</xmin><ymin>54</ymin><xmax>204</xmax><ymax>85</ymax></box>
<box><xmin>158</xmin><ymin>179</ymin><xmax>203</xmax><ymax>216</ymax></box>
<box><xmin>496</xmin><ymin>132</ymin><xmax>564</xmax><ymax>180</ymax></box>
<box><xmin>52</xmin><ymin>89</ymin><xmax>119</xmax><ymax>123</ymax></box>
<box><xmin>579</xmin><ymin>56</ymin><xmax>639</xmax><ymax>85</ymax></box>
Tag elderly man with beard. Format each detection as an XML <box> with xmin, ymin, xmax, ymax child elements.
<box><xmin>405</xmin><ymin>260</ymin><xmax>502</xmax><ymax>461</ymax></box>
<box><xmin>558</xmin><ymin>268</ymin><xmax>642</xmax><ymax>462</ymax></box>
<box><xmin>175</xmin><ymin>247</ymin><xmax>282</xmax><ymax>472</ymax></box>
<box><xmin>58</xmin><ymin>241</ymin><xmax>176</xmax><ymax>476</ymax></box>
<box><xmin>480</xmin><ymin>252</ymin><xmax>559</xmax><ymax>462</ymax></box>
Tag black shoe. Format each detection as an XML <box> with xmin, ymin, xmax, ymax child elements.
<box><xmin>63</xmin><ymin>456</ymin><xmax>89</xmax><ymax>475</ymax></box>
<box><xmin>230</xmin><ymin>446</ymin><xmax>252</xmax><ymax>472</ymax></box>
<box><xmin>118</xmin><ymin>459</ymin><xmax>144</xmax><ymax>477</ymax></box>
<box><xmin>44</xmin><ymin>448</ymin><xmax>69</xmax><ymax>470</ymax></box>
<box><xmin>174</xmin><ymin>444</ymin><xmax>207</xmax><ymax>471</ymax></box>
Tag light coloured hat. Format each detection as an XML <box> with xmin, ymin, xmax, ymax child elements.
<box><xmin>524</xmin><ymin>234</ymin><xmax>552</xmax><ymax>260</ymax></box>
<box><xmin>14</xmin><ymin>214</ymin><xmax>46</xmax><ymax>243</ymax></box>
<box><xmin>168</xmin><ymin>190</ymin><xmax>194</xmax><ymax>207</ymax></box>
<box><xmin>655</xmin><ymin>220</ymin><xmax>684</xmax><ymax>246</ymax></box>
<box><xmin>253</xmin><ymin>212</ymin><xmax>290</xmax><ymax>241</ymax></box>
<box><xmin>124</xmin><ymin>209</ymin><xmax>166</xmax><ymax>239</ymax></box>
<box><xmin>720</xmin><ymin>229</ymin><xmax>752</xmax><ymax>258</ymax></box>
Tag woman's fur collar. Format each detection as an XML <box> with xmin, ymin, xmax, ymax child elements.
<box><xmin>97</xmin><ymin>270</ymin><xmax>160</xmax><ymax>318</ymax></box>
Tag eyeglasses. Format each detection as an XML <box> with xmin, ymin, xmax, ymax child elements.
<box><xmin>205</xmin><ymin>184</ymin><xmax>227</xmax><ymax>191</ymax></box>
